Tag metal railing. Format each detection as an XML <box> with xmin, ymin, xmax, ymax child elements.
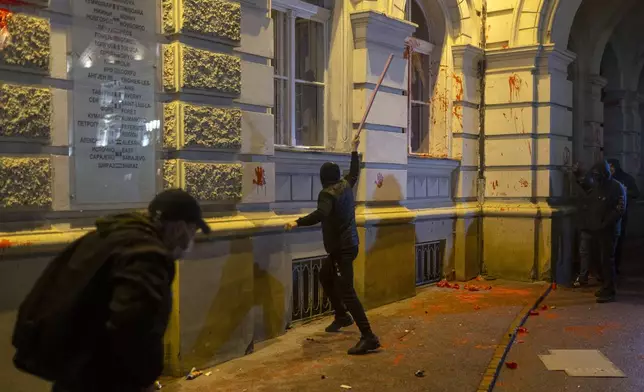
<box><xmin>415</xmin><ymin>240</ymin><xmax>443</xmax><ymax>286</ymax></box>
<box><xmin>291</xmin><ymin>255</ymin><xmax>332</xmax><ymax>322</ymax></box>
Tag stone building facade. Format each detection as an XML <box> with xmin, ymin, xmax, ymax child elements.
<box><xmin>1</xmin><ymin>0</ymin><xmax>643</xmax><ymax>389</ymax></box>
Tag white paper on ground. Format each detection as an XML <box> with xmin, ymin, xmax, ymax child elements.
<box><xmin>538</xmin><ymin>350</ymin><xmax>626</xmax><ymax>378</ymax></box>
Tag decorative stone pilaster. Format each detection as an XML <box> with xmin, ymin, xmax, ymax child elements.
<box><xmin>581</xmin><ymin>74</ymin><xmax>607</xmax><ymax>166</ymax></box>
<box><xmin>485</xmin><ymin>45</ymin><xmax>575</xmax><ymax>200</ymax></box>
<box><xmin>161</xmin><ymin>0</ymin><xmax>275</xmax><ymax>211</ymax></box>
<box><xmin>451</xmin><ymin>44</ymin><xmax>483</xmax><ymax>201</ymax></box>
<box><xmin>482</xmin><ymin>45</ymin><xmax>576</xmax><ymax>282</ymax></box>
<box><xmin>350</xmin><ymin>10</ymin><xmax>415</xmax><ymax>203</ymax></box>
<box><xmin>349</xmin><ymin>11</ymin><xmax>417</xmax><ymax>309</ymax></box>
<box><xmin>603</xmin><ymin>89</ymin><xmax>641</xmax><ymax>174</ymax></box>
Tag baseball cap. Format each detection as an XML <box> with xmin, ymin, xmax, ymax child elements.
<box><xmin>148</xmin><ymin>189</ymin><xmax>211</xmax><ymax>234</ymax></box>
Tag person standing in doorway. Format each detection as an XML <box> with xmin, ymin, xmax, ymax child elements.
<box><xmin>285</xmin><ymin>135</ymin><xmax>380</xmax><ymax>355</ymax></box>
<box><xmin>572</xmin><ymin>161</ymin><xmax>626</xmax><ymax>303</ymax></box>
<box><xmin>607</xmin><ymin>159</ymin><xmax>639</xmax><ymax>274</ymax></box>
<box><xmin>12</xmin><ymin>189</ymin><xmax>209</xmax><ymax>392</ymax></box>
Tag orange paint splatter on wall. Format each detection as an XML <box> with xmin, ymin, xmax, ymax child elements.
<box><xmin>452</xmin><ymin>73</ymin><xmax>463</xmax><ymax>101</ymax></box>
<box><xmin>519</xmin><ymin>178</ymin><xmax>529</xmax><ymax>188</ymax></box>
<box><xmin>0</xmin><ymin>239</ymin><xmax>12</xmax><ymax>249</ymax></box>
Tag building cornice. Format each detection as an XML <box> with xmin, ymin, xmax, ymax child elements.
<box><xmin>486</xmin><ymin>44</ymin><xmax>576</xmax><ymax>75</ymax></box>
<box><xmin>350</xmin><ymin>11</ymin><xmax>416</xmax><ymax>52</ymax></box>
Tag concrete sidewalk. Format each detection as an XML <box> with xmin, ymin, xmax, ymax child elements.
<box><xmin>496</xmin><ymin>241</ymin><xmax>644</xmax><ymax>392</ymax></box>
<box><xmin>162</xmin><ymin>281</ymin><xmax>547</xmax><ymax>392</ymax></box>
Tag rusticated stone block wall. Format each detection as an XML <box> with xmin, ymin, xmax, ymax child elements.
<box><xmin>163</xmin><ymin>102</ymin><xmax>242</xmax><ymax>150</ymax></box>
<box><xmin>163</xmin><ymin>43</ymin><xmax>241</xmax><ymax>95</ymax></box>
<box><xmin>0</xmin><ymin>10</ymin><xmax>53</xmax><ymax>212</ymax></box>
<box><xmin>0</xmin><ymin>83</ymin><xmax>52</xmax><ymax>139</ymax></box>
<box><xmin>0</xmin><ymin>13</ymin><xmax>50</xmax><ymax>72</ymax></box>
<box><xmin>0</xmin><ymin>157</ymin><xmax>51</xmax><ymax>208</ymax></box>
<box><xmin>184</xmin><ymin>162</ymin><xmax>242</xmax><ymax>201</ymax></box>
<box><xmin>163</xmin><ymin>159</ymin><xmax>242</xmax><ymax>201</ymax></box>
<box><xmin>162</xmin><ymin>0</ymin><xmax>241</xmax><ymax>42</ymax></box>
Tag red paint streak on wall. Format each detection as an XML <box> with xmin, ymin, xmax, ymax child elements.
<box><xmin>519</xmin><ymin>178</ymin><xmax>529</xmax><ymax>188</ymax></box>
<box><xmin>508</xmin><ymin>74</ymin><xmax>522</xmax><ymax>102</ymax></box>
<box><xmin>527</xmin><ymin>141</ymin><xmax>532</xmax><ymax>156</ymax></box>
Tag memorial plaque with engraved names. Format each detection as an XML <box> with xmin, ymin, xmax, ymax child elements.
<box><xmin>72</xmin><ymin>0</ymin><xmax>157</xmax><ymax>205</ymax></box>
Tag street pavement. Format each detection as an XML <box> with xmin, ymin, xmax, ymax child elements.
<box><xmin>163</xmin><ymin>281</ymin><xmax>547</xmax><ymax>392</ymax></box>
<box><xmin>496</xmin><ymin>240</ymin><xmax>644</xmax><ymax>392</ymax></box>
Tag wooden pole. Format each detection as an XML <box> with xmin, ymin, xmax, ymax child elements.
<box><xmin>355</xmin><ymin>54</ymin><xmax>394</xmax><ymax>139</ymax></box>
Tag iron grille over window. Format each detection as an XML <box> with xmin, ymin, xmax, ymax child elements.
<box><xmin>292</xmin><ymin>255</ymin><xmax>332</xmax><ymax>322</ymax></box>
<box><xmin>415</xmin><ymin>240</ymin><xmax>443</xmax><ymax>286</ymax></box>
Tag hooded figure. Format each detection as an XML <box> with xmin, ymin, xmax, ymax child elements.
<box><xmin>572</xmin><ymin>160</ymin><xmax>625</xmax><ymax>302</ymax></box>
<box><xmin>575</xmin><ymin>161</ymin><xmax>625</xmax><ymax>235</ymax></box>
<box><xmin>607</xmin><ymin>159</ymin><xmax>639</xmax><ymax>200</ymax></box>
<box><xmin>285</xmin><ymin>137</ymin><xmax>379</xmax><ymax>355</ymax></box>
<box><xmin>606</xmin><ymin>159</ymin><xmax>639</xmax><ymax>274</ymax></box>
<box><xmin>13</xmin><ymin>190</ymin><xmax>208</xmax><ymax>392</ymax></box>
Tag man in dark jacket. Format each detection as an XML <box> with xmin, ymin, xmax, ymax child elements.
<box><xmin>285</xmin><ymin>135</ymin><xmax>379</xmax><ymax>355</ymax></box>
<box><xmin>13</xmin><ymin>189</ymin><xmax>209</xmax><ymax>392</ymax></box>
<box><xmin>572</xmin><ymin>161</ymin><xmax>625</xmax><ymax>303</ymax></box>
<box><xmin>607</xmin><ymin>159</ymin><xmax>639</xmax><ymax>273</ymax></box>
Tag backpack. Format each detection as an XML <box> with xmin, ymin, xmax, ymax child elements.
<box><xmin>12</xmin><ymin>233</ymin><xmax>108</xmax><ymax>381</ymax></box>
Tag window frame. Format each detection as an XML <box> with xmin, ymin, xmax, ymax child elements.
<box><xmin>406</xmin><ymin>36</ymin><xmax>434</xmax><ymax>155</ymax></box>
<box><xmin>271</xmin><ymin>0</ymin><xmax>331</xmax><ymax>150</ymax></box>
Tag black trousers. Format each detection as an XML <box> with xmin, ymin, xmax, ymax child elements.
<box><xmin>320</xmin><ymin>246</ymin><xmax>373</xmax><ymax>337</ymax></box>
<box><xmin>579</xmin><ymin>230</ymin><xmax>618</xmax><ymax>294</ymax></box>
<box><xmin>614</xmin><ymin>215</ymin><xmax>627</xmax><ymax>272</ymax></box>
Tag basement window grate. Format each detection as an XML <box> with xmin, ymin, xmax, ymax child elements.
<box><xmin>292</xmin><ymin>255</ymin><xmax>332</xmax><ymax>322</ymax></box>
<box><xmin>416</xmin><ymin>240</ymin><xmax>443</xmax><ymax>286</ymax></box>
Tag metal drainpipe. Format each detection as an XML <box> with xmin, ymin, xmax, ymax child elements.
<box><xmin>478</xmin><ymin>0</ymin><xmax>488</xmax><ymax>276</ymax></box>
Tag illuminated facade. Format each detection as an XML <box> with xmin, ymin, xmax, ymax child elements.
<box><xmin>1</xmin><ymin>0</ymin><xmax>643</xmax><ymax>387</ymax></box>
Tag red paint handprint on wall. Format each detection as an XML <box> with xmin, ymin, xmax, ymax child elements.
<box><xmin>253</xmin><ymin>166</ymin><xmax>267</xmax><ymax>194</ymax></box>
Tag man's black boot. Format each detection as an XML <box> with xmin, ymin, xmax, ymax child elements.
<box><xmin>347</xmin><ymin>334</ymin><xmax>380</xmax><ymax>355</ymax></box>
<box><xmin>595</xmin><ymin>289</ymin><xmax>616</xmax><ymax>303</ymax></box>
<box><xmin>325</xmin><ymin>314</ymin><xmax>354</xmax><ymax>332</ymax></box>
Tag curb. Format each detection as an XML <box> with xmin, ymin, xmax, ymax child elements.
<box><xmin>476</xmin><ymin>284</ymin><xmax>553</xmax><ymax>392</ymax></box>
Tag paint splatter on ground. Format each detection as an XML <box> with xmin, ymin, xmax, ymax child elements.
<box><xmin>162</xmin><ymin>281</ymin><xmax>546</xmax><ymax>392</ymax></box>
<box><xmin>496</xmin><ymin>239</ymin><xmax>644</xmax><ymax>392</ymax></box>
